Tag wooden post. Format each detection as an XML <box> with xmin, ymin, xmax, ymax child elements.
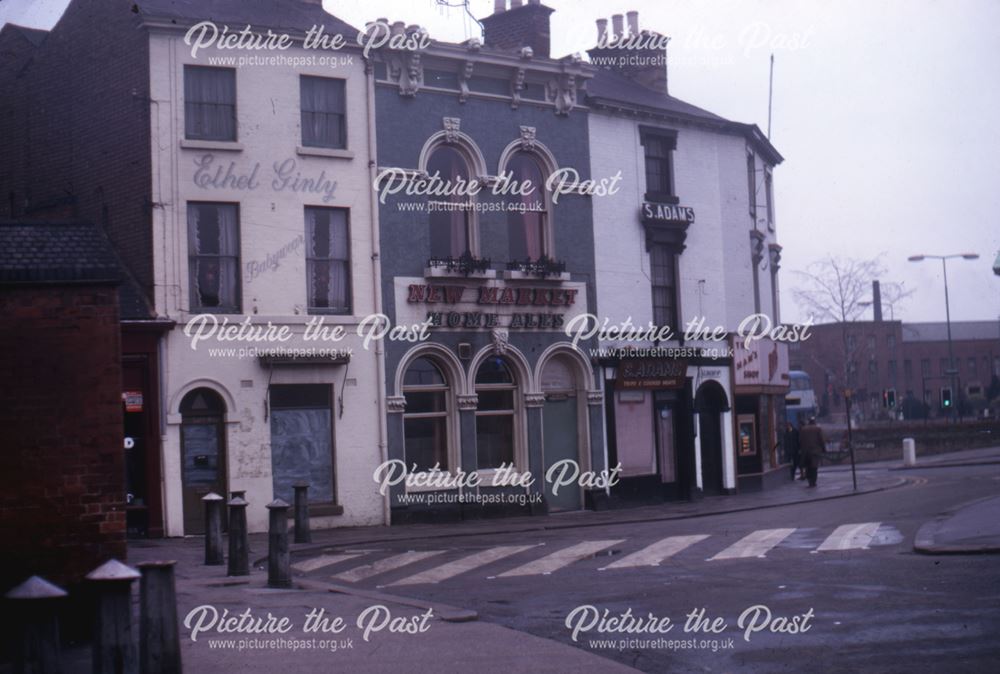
<box><xmin>86</xmin><ymin>559</ymin><xmax>140</xmax><ymax>674</ymax></box>
<box><xmin>266</xmin><ymin>499</ymin><xmax>291</xmax><ymax>588</ymax></box>
<box><xmin>5</xmin><ymin>575</ymin><xmax>67</xmax><ymax>674</ymax></box>
<box><xmin>227</xmin><ymin>496</ymin><xmax>249</xmax><ymax>577</ymax></box>
<box><xmin>202</xmin><ymin>492</ymin><xmax>224</xmax><ymax>566</ymax></box>
<box><xmin>138</xmin><ymin>561</ymin><xmax>182</xmax><ymax>674</ymax></box>
<box><xmin>292</xmin><ymin>482</ymin><xmax>311</xmax><ymax>544</ymax></box>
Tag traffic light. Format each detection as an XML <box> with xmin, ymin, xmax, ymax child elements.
<box><xmin>941</xmin><ymin>387</ymin><xmax>953</xmax><ymax>408</ymax></box>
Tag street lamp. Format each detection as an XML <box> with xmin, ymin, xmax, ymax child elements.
<box><xmin>907</xmin><ymin>253</ymin><xmax>980</xmax><ymax>421</ymax></box>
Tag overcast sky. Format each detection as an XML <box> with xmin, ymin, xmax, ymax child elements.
<box><xmin>3</xmin><ymin>0</ymin><xmax>998</xmax><ymax>326</ymax></box>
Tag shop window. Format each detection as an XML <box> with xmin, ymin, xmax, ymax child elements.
<box><xmin>269</xmin><ymin>385</ymin><xmax>335</xmax><ymax>504</ymax></box>
<box><xmin>427</xmin><ymin>145</ymin><xmax>475</xmax><ymax>259</ymax></box>
<box><xmin>650</xmin><ymin>243</ymin><xmax>678</xmax><ymax>330</ymax></box>
<box><xmin>640</xmin><ymin>128</ymin><xmax>677</xmax><ymax>202</ymax></box>
<box><xmin>184</xmin><ymin>66</ymin><xmax>236</xmax><ymax>141</ymax></box>
<box><xmin>403</xmin><ymin>357</ymin><xmax>451</xmax><ymax>472</ymax></box>
<box><xmin>300</xmin><ymin>75</ymin><xmax>346</xmax><ymax>149</ymax></box>
<box><xmin>475</xmin><ymin>356</ymin><xmax>518</xmax><ymax>469</ymax></box>
<box><xmin>306</xmin><ymin>207</ymin><xmax>351</xmax><ymax>313</ymax></box>
<box><xmin>504</xmin><ymin>151</ymin><xmax>548</xmax><ymax>261</ymax></box>
<box><xmin>187</xmin><ymin>202</ymin><xmax>240</xmax><ymax>312</ymax></box>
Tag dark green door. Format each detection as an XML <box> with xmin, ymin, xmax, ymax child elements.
<box><xmin>542</xmin><ymin>396</ymin><xmax>581</xmax><ymax>511</ymax></box>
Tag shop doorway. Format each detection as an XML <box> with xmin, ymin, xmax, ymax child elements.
<box><xmin>179</xmin><ymin>388</ymin><xmax>228</xmax><ymax>535</ymax></box>
<box><xmin>541</xmin><ymin>355</ymin><xmax>584</xmax><ymax>511</ymax></box>
<box><xmin>695</xmin><ymin>381</ymin><xmax>729</xmax><ymax>495</ymax></box>
<box><xmin>654</xmin><ymin>386</ymin><xmax>695</xmax><ymax>500</ymax></box>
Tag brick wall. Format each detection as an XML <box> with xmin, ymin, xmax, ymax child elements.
<box><xmin>0</xmin><ymin>283</ymin><xmax>125</xmax><ymax>592</ymax></box>
<box><xmin>2</xmin><ymin>0</ymin><xmax>154</xmax><ymax>293</ymax></box>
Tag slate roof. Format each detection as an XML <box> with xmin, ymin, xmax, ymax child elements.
<box><xmin>0</xmin><ymin>221</ymin><xmax>121</xmax><ymax>284</ymax></box>
<box><xmin>902</xmin><ymin>322</ymin><xmax>1000</xmax><ymax>343</ymax></box>
<box><xmin>134</xmin><ymin>0</ymin><xmax>358</xmax><ymax>38</ymax></box>
<box><xmin>0</xmin><ymin>23</ymin><xmax>49</xmax><ymax>47</ymax></box>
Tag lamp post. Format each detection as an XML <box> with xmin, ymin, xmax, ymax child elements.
<box><xmin>907</xmin><ymin>253</ymin><xmax>979</xmax><ymax>422</ymax></box>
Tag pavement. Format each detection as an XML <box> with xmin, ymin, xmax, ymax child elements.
<box><xmin>49</xmin><ymin>446</ymin><xmax>1000</xmax><ymax>673</ymax></box>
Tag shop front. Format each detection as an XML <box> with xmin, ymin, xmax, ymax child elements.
<box><xmin>732</xmin><ymin>337</ymin><xmax>791</xmax><ymax>491</ymax></box>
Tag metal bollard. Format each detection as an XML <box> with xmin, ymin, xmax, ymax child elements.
<box><xmin>903</xmin><ymin>437</ymin><xmax>916</xmax><ymax>467</ymax></box>
<box><xmin>266</xmin><ymin>499</ymin><xmax>291</xmax><ymax>588</ymax></box>
<box><xmin>86</xmin><ymin>559</ymin><xmax>140</xmax><ymax>674</ymax></box>
<box><xmin>227</xmin><ymin>496</ymin><xmax>249</xmax><ymax>577</ymax></box>
<box><xmin>5</xmin><ymin>575</ymin><xmax>67</xmax><ymax>674</ymax></box>
<box><xmin>292</xmin><ymin>482</ymin><xmax>312</xmax><ymax>544</ymax></box>
<box><xmin>202</xmin><ymin>492</ymin><xmax>224</xmax><ymax>566</ymax></box>
<box><xmin>138</xmin><ymin>561</ymin><xmax>182</xmax><ymax>674</ymax></box>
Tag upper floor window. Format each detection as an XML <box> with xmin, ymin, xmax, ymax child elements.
<box><xmin>306</xmin><ymin>207</ymin><xmax>350</xmax><ymax>313</ymax></box>
<box><xmin>650</xmin><ymin>243</ymin><xmax>678</xmax><ymax>330</ymax></box>
<box><xmin>300</xmin><ymin>76</ymin><xmax>346</xmax><ymax>149</ymax></box>
<box><xmin>505</xmin><ymin>151</ymin><xmax>548</xmax><ymax>261</ymax></box>
<box><xmin>764</xmin><ymin>168</ymin><xmax>774</xmax><ymax>228</ymax></box>
<box><xmin>746</xmin><ymin>151</ymin><xmax>757</xmax><ymax>221</ymax></box>
<box><xmin>184</xmin><ymin>66</ymin><xmax>236</xmax><ymax>141</ymax></box>
<box><xmin>427</xmin><ymin>145</ymin><xmax>474</xmax><ymax>259</ymax></box>
<box><xmin>187</xmin><ymin>202</ymin><xmax>240</xmax><ymax>312</ymax></box>
<box><xmin>640</xmin><ymin>129</ymin><xmax>677</xmax><ymax>202</ymax></box>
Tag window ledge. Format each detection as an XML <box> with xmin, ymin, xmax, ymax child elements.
<box><xmin>502</xmin><ymin>270</ymin><xmax>570</xmax><ymax>282</ymax></box>
<box><xmin>424</xmin><ymin>267</ymin><xmax>496</xmax><ymax>279</ymax></box>
<box><xmin>180</xmin><ymin>138</ymin><xmax>243</xmax><ymax>152</ymax></box>
<box><xmin>297</xmin><ymin>146</ymin><xmax>354</xmax><ymax>159</ymax></box>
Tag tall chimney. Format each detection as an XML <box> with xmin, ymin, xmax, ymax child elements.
<box><xmin>493</xmin><ymin>0</ymin><xmax>505</xmax><ymax>14</ymax></box>
<box><xmin>872</xmin><ymin>281</ymin><xmax>883</xmax><ymax>322</ymax></box>
<box><xmin>596</xmin><ymin>18</ymin><xmax>608</xmax><ymax>43</ymax></box>
<box><xmin>626</xmin><ymin>10</ymin><xmax>639</xmax><ymax>36</ymax></box>
<box><xmin>480</xmin><ymin>1</ymin><xmax>554</xmax><ymax>57</ymax></box>
<box><xmin>611</xmin><ymin>14</ymin><xmax>624</xmax><ymax>40</ymax></box>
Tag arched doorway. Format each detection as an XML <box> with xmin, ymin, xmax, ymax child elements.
<box><xmin>695</xmin><ymin>380</ymin><xmax>729</xmax><ymax>495</ymax></box>
<box><xmin>540</xmin><ymin>354</ymin><xmax>584</xmax><ymax>511</ymax></box>
<box><xmin>179</xmin><ymin>388</ymin><xmax>228</xmax><ymax>534</ymax></box>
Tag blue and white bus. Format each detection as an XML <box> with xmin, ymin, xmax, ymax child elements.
<box><xmin>785</xmin><ymin>370</ymin><xmax>818</xmax><ymax>426</ymax></box>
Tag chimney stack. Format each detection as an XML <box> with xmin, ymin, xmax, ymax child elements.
<box><xmin>611</xmin><ymin>14</ymin><xmax>624</xmax><ymax>40</ymax></box>
<box><xmin>596</xmin><ymin>18</ymin><xmax>608</xmax><ymax>43</ymax></box>
<box><xmin>626</xmin><ymin>11</ymin><xmax>639</xmax><ymax>36</ymax></box>
<box><xmin>480</xmin><ymin>1</ymin><xmax>554</xmax><ymax>58</ymax></box>
<box><xmin>872</xmin><ymin>281</ymin><xmax>883</xmax><ymax>322</ymax></box>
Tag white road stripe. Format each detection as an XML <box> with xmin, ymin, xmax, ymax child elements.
<box><xmin>389</xmin><ymin>545</ymin><xmax>537</xmax><ymax>586</ymax></box>
<box><xmin>498</xmin><ymin>540</ymin><xmax>624</xmax><ymax>578</ymax></box>
<box><xmin>333</xmin><ymin>550</ymin><xmax>444</xmax><ymax>583</ymax></box>
<box><xmin>602</xmin><ymin>535</ymin><xmax>710</xmax><ymax>570</ymax></box>
<box><xmin>709</xmin><ymin>528</ymin><xmax>796</xmax><ymax>560</ymax></box>
<box><xmin>292</xmin><ymin>554</ymin><xmax>360</xmax><ymax>573</ymax></box>
<box><xmin>815</xmin><ymin>522</ymin><xmax>881</xmax><ymax>552</ymax></box>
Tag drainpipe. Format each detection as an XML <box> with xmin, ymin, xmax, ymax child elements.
<box><xmin>364</xmin><ymin>53</ymin><xmax>391</xmax><ymax>527</ymax></box>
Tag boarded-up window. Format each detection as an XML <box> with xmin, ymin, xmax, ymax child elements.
<box><xmin>269</xmin><ymin>385</ymin><xmax>334</xmax><ymax>504</ymax></box>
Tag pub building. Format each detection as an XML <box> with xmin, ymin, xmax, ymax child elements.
<box><xmin>2</xmin><ymin>0</ymin><xmax>387</xmax><ymax>535</ymax></box>
<box><xmin>586</xmin><ymin>11</ymin><xmax>790</xmax><ymax>500</ymax></box>
<box><xmin>371</xmin><ymin>1</ymin><xmax>608</xmax><ymax>521</ymax></box>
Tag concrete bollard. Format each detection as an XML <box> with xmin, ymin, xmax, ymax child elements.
<box><xmin>202</xmin><ymin>492</ymin><xmax>224</xmax><ymax>566</ymax></box>
<box><xmin>5</xmin><ymin>575</ymin><xmax>67</xmax><ymax>674</ymax></box>
<box><xmin>903</xmin><ymin>437</ymin><xmax>916</xmax><ymax>467</ymax></box>
<box><xmin>138</xmin><ymin>561</ymin><xmax>182</xmax><ymax>674</ymax></box>
<box><xmin>227</xmin><ymin>496</ymin><xmax>249</xmax><ymax>577</ymax></box>
<box><xmin>230</xmin><ymin>490</ymin><xmax>246</xmax><ymax>501</ymax></box>
<box><xmin>266</xmin><ymin>499</ymin><xmax>291</xmax><ymax>588</ymax></box>
<box><xmin>292</xmin><ymin>482</ymin><xmax>312</xmax><ymax>544</ymax></box>
<box><xmin>86</xmin><ymin>559</ymin><xmax>140</xmax><ymax>674</ymax></box>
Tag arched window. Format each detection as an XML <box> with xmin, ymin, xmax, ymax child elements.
<box><xmin>179</xmin><ymin>388</ymin><xmax>227</xmax><ymax>534</ymax></box>
<box><xmin>475</xmin><ymin>356</ymin><xmax>519</xmax><ymax>469</ymax></box>
<box><xmin>403</xmin><ymin>357</ymin><xmax>451</xmax><ymax>472</ymax></box>
<box><xmin>427</xmin><ymin>145</ymin><xmax>474</xmax><ymax>259</ymax></box>
<box><xmin>505</xmin><ymin>151</ymin><xmax>548</xmax><ymax>261</ymax></box>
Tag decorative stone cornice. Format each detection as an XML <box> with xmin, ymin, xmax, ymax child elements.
<box><xmin>524</xmin><ymin>392</ymin><xmax>547</xmax><ymax>408</ymax></box>
<box><xmin>587</xmin><ymin>390</ymin><xmax>604</xmax><ymax>406</ymax></box>
<box><xmin>457</xmin><ymin>394</ymin><xmax>479</xmax><ymax>411</ymax></box>
<box><xmin>387</xmin><ymin>396</ymin><xmax>406</xmax><ymax>413</ymax></box>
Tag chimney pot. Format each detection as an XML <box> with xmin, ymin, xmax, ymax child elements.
<box><xmin>528</xmin><ymin>0</ymin><xmax>541</xmax><ymax>5</ymax></box>
<box><xmin>611</xmin><ymin>14</ymin><xmax>624</xmax><ymax>39</ymax></box>
<box><xmin>596</xmin><ymin>18</ymin><xmax>608</xmax><ymax>42</ymax></box>
<box><xmin>626</xmin><ymin>11</ymin><xmax>639</xmax><ymax>36</ymax></box>
<box><xmin>511</xmin><ymin>0</ymin><xmax>523</xmax><ymax>8</ymax></box>
<box><xmin>494</xmin><ymin>0</ymin><xmax>505</xmax><ymax>13</ymax></box>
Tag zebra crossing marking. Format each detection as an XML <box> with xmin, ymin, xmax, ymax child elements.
<box><xmin>389</xmin><ymin>545</ymin><xmax>538</xmax><ymax>586</ymax></box>
<box><xmin>708</xmin><ymin>528</ymin><xmax>795</xmax><ymax>561</ymax></box>
<box><xmin>333</xmin><ymin>549</ymin><xmax>445</xmax><ymax>583</ymax></box>
<box><xmin>813</xmin><ymin>522</ymin><xmax>881</xmax><ymax>552</ymax></box>
<box><xmin>600</xmin><ymin>534</ymin><xmax>710</xmax><ymax>570</ymax></box>
<box><xmin>292</xmin><ymin>553</ymin><xmax>360</xmax><ymax>573</ymax></box>
<box><xmin>498</xmin><ymin>540</ymin><xmax>624</xmax><ymax>578</ymax></box>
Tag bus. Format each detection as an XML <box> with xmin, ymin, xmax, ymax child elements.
<box><xmin>785</xmin><ymin>370</ymin><xmax>818</xmax><ymax>426</ymax></box>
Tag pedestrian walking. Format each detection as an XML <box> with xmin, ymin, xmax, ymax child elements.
<box><xmin>783</xmin><ymin>422</ymin><xmax>800</xmax><ymax>481</ymax></box>
<box><xmin>799</xmin><ymin>416</ymin><xmax>825</xmax><ymax>488</ymax></box>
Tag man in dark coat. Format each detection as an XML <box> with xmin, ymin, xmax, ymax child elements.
<box><xmin>783</xmin><ymin>422</ymin><xmax>800</xmax><ymax>480</ymax></box>
<box><xmin>798</xmin><ymin>416</ymin><xmax>825</xmax><ymax>487</ymax></box>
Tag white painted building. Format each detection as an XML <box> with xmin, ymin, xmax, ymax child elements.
<box><xmin>586</xmin><ymin>12</ymin><xmax>788</xmax><ymax>499</ymax></box>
